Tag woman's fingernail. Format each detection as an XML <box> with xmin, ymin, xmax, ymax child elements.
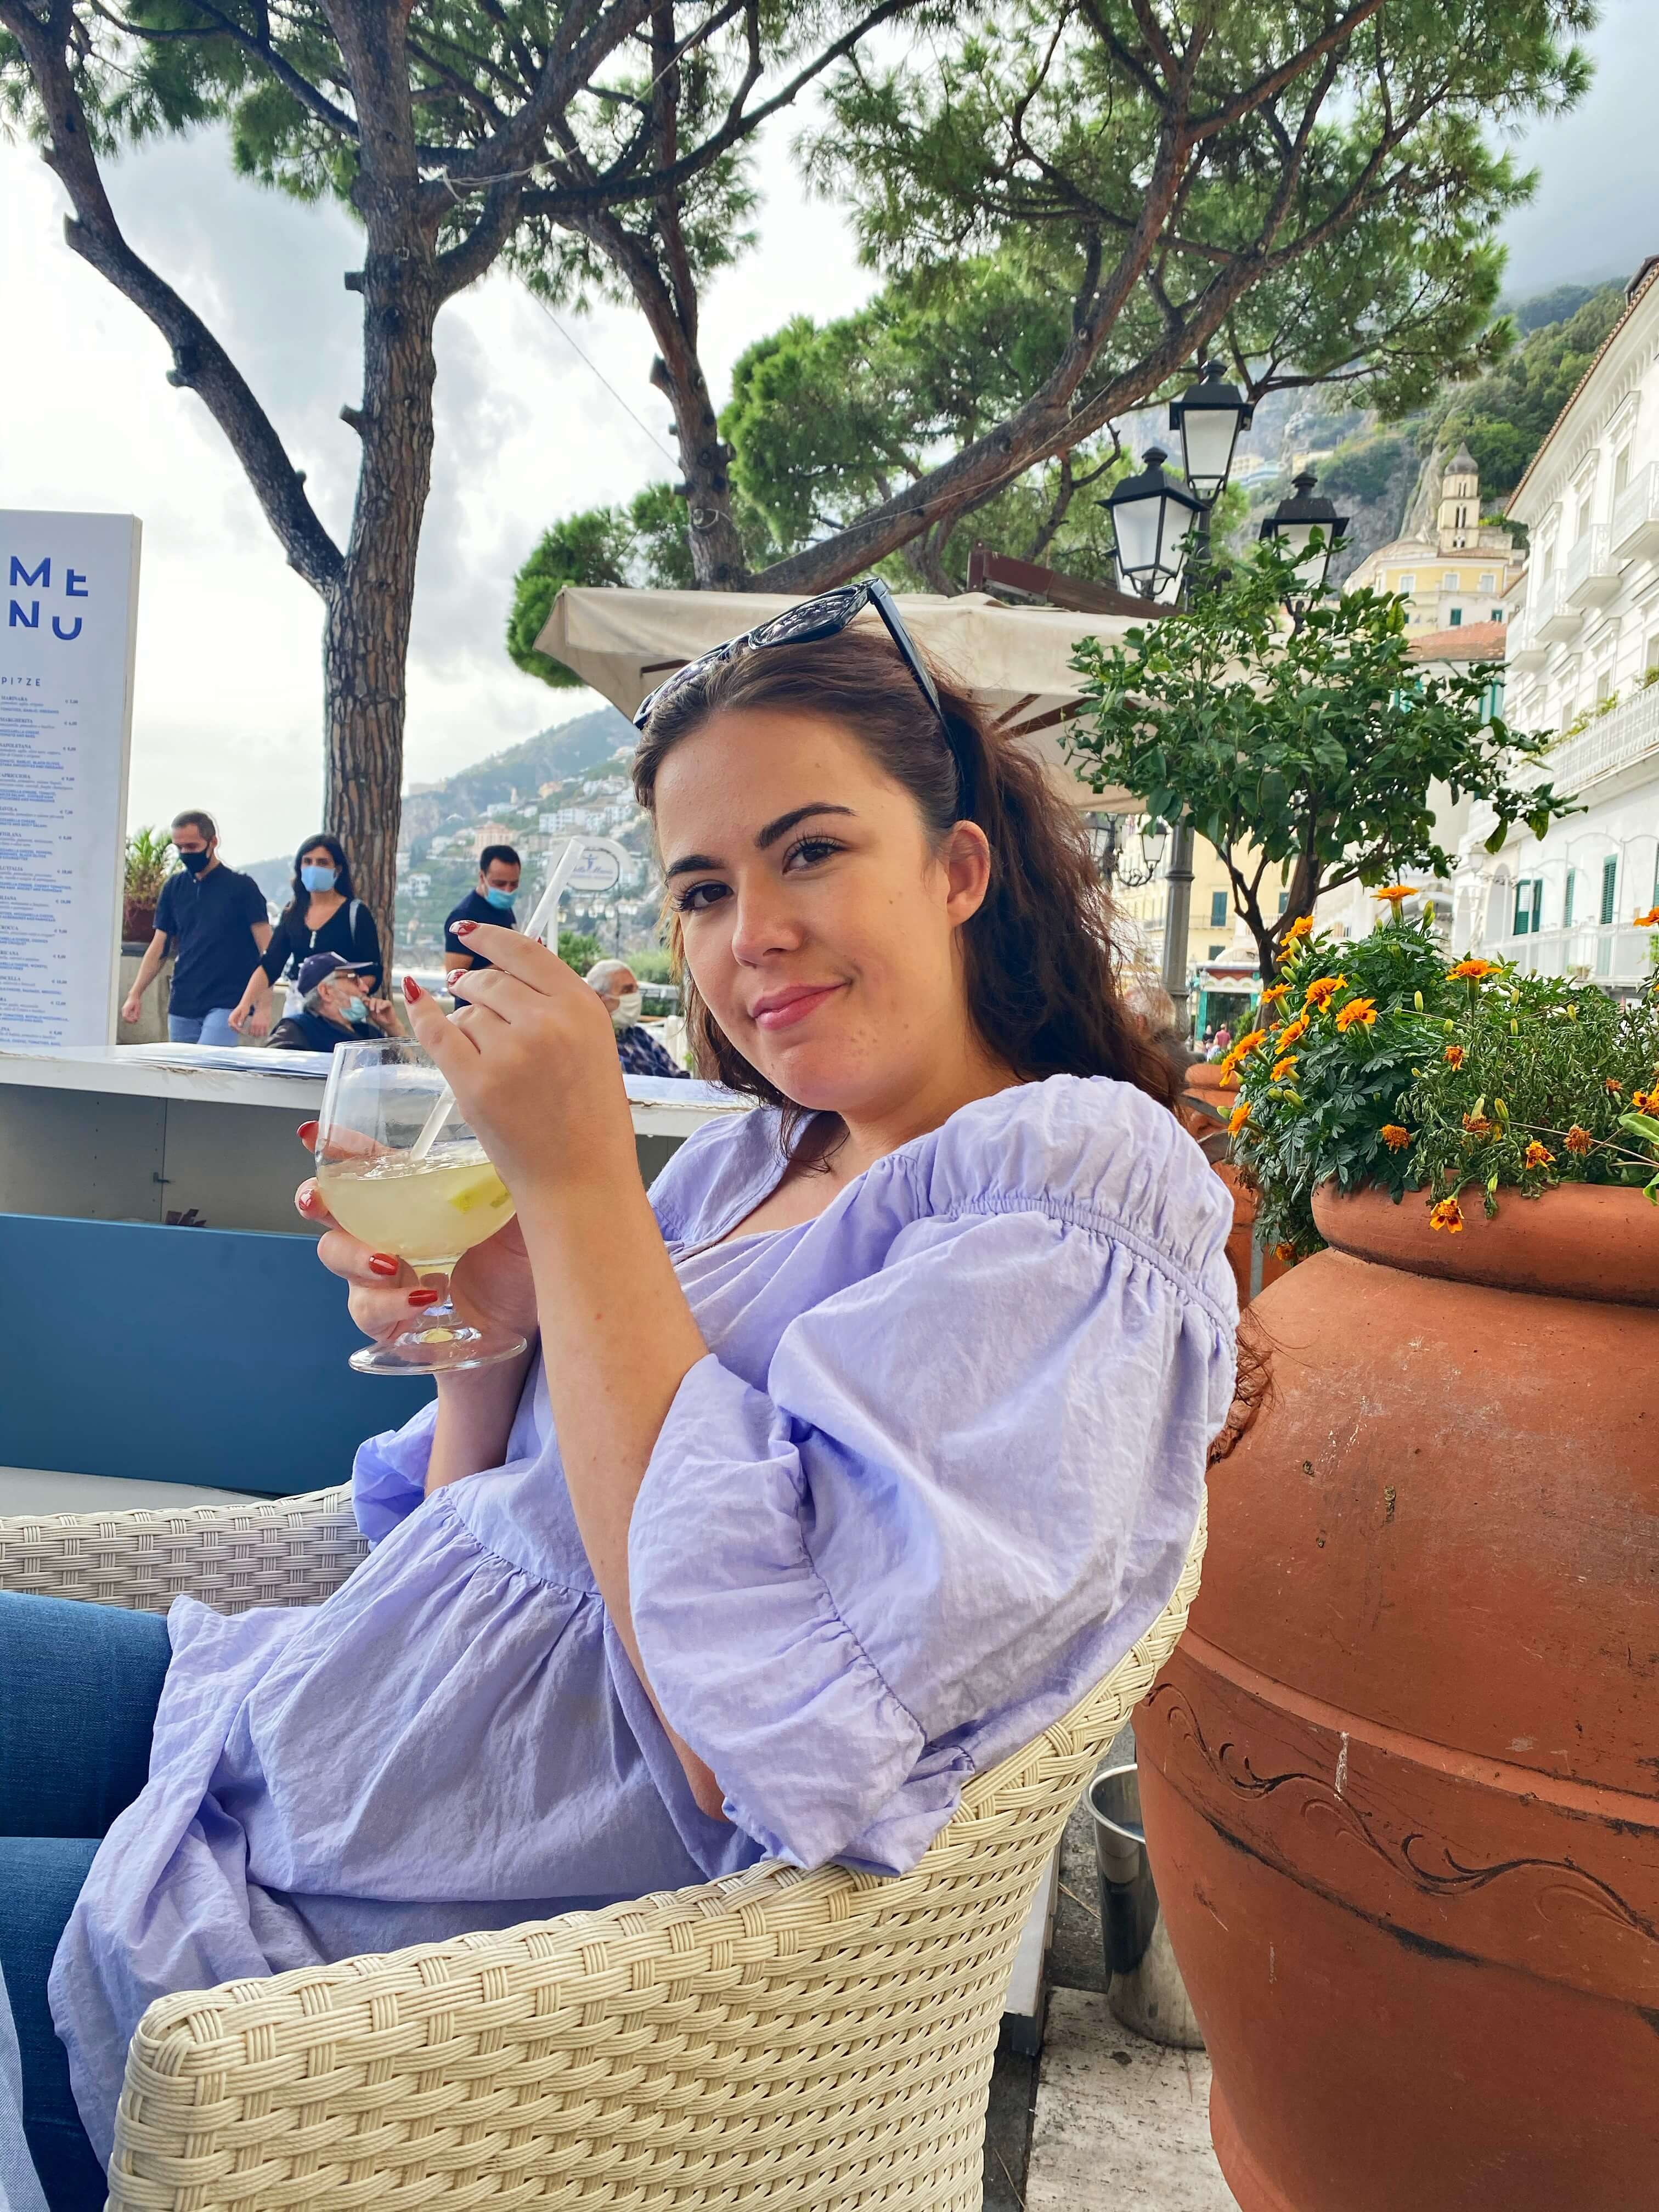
<box><xmin>296</xmin><ymin>1120</ymin><xmax>319</xmax><ymax>1147</ymax></box>
<box><xmin>453</xmin><ymin>920</ymin><xmax>477</xmax><ymax>936</ymax></box>
<box><xmin>404</xmin><ymin>975</ymin><xmax>422</xmax><ymax>1002</ymax></box>
<box><xmin>369</xmin><ymin>1254</ymin><xmax>399</xmax><ymax>1278</ymax></box>
<box><xmin>296</xmin><ymin>1184</ymin><xmax>317</xmax><ymax>1212</ymax></box>
<box><xmin>408</xmin><ymin>1288</ymin><xmax>442</xmax><ymax>1307</ymax></box>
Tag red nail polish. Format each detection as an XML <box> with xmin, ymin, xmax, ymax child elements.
<box><xmin>296</xmin><ymin>1120</ymin><xmax>319</xmax><ymax>1147</ymax></box>
<box><xmin>404</xmin><ymin>975</ymin><xmax>422</xmax><ymax>1002</ymax></box>
<box><xmin>408</xmin><ymin>1287</ymin><xmax>442</xmax><ymax>1307</ymax></box>
<box><xmin>453</xmin><ymin>920</ymin><xmax>477</xmax><ymax>936</ymax></box>
<box><xmin>296</xmin><ymin>1186</ymin><xmax>317</xmax><ymax>1212</ymax></box>
<box><xmin>369</xmin><ymin>1254</ymin><xmax>399</xmax><ymax>1278</ymax></box>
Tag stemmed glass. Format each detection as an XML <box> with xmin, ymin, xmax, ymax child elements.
<box><xmin>315</xmin><ymin>1040</ymin><xmax>527</xmax><ymax>1374</ymax></box>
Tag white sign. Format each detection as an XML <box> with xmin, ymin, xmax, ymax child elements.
<box><xmin>0</xmin><ymin>511</ymin><xmax>141</xmax><ymax>1046</ymax></box>
<box><xmin>560</xmin><ymin>836</ymin><xmax>631</xmax><ymax>895</ymax></box>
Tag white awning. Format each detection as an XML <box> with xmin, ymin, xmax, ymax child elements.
<box><xmin>534</xmin><ymin>585</ymin><xmax>1148</xmax><ymax>811</ymax></box>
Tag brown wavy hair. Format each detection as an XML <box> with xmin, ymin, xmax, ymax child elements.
<box><xmin>630</xmin><ymin>621</ymin><xmax>1179</xmax><ymax>1124</ymax></box>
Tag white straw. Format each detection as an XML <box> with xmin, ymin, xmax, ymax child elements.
<box><xmin>409</xmin><ymin>837</ymin><xmax>588</xmax><ymax>1160</ymax></box>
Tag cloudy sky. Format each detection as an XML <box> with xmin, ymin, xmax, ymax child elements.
<box><xmin>1</xmin><ymin>0</ymin><xmax>1650</xmax><ymax>866</ymax></box>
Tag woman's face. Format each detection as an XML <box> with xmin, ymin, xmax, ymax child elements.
<box><xmin>301</xmin><ymin>844</ymin><xmax>337</xmax><ymax>879</ymax></box>
<box><xmin>652</xmin><ymin>707</ymin><xmax>992</xmax><ymax>1118</ymax></box>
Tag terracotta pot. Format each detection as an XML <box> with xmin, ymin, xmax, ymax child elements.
<box><xmin>123</xmin><ymin>895</ymin><xmax>157</xmax><ymax>942</ymax></box>
<box><xmin>1136</xmin><ymin>1179</ymin><xmax>1659</xmax><ymax>2212</ymax></box>
<box><xmin>1180</xmin><ymin>1060</ymin><xmax>1290</xmax><ymax>1308</ymax></box>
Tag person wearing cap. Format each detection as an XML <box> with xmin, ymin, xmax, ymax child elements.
<box><xmin>585</xmin><ymin>960</ymin><xmax>687</xmax><ymax>1078</ymax></box>
<box><xmin>265</xmin><ymin>953</ymin><xmax>403</xmax><ymax>1054</ymax></box>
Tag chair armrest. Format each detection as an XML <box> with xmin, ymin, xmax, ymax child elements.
<box><xmin>0</xmin><ymin>1487</ymin><xmax>365</xmax><ymax>1613</ymax></box>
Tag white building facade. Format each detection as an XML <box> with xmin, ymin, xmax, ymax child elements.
<box><xmin>1451</xmin><ymin>257</ymin><xmax>1659</xmax><ymax>992</ymax></box>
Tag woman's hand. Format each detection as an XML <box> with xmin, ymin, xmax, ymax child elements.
<box><xmin>401</xmin><ymin>927</ymin><xmax>636</xmax><ymax>1210</ymax></box>
<box><xmin>228</xmin><ymin>997</ymin><xmax>259</xmax><ymax>1035</ymax></box>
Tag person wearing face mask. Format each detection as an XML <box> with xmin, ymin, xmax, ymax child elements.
<box><xmin>586</xmin><ymin>959</ymin><xmax>687</xmax><ymax>1077</ymax></box>
<box><xmin>265</xmin><ymin>953</ymin><xmax>402</xmax><ymax>1053</ymax></box>
<box><xmin>229</xmin><ymin>834</ymin><xmax>381</xmax><ymax>1037</ymax></box>
<box><xmin>120</xmin><ymin>810</ymin><xmax>273</xmax><ymax>1045</ymax></box>
<box><xmin>444</xmin><ymin>846</ymin><xmax>521</xmax><ymax>979</ymax></box>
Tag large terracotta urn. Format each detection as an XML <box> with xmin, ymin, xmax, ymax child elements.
<box><xmin>1136</xmin><ymin>1181</ymin><xmax>1659</xmax><ymax>2212</ymax></box>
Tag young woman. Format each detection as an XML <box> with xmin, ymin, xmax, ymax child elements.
<box><xmin>228</xmin><ymin>833</ymin><xmax>381</xmax><ymax>1036</ymax></box>
<box><xmin>1</xmin><ymin>592</ymin><xmax>1238</xmax><ymax>2209</ymax></box>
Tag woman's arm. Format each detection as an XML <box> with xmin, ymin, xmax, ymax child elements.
<box><xmin>400</xmin><ymin>942</ymin><xmax>724</xmax><ymax>1817</ymax></box>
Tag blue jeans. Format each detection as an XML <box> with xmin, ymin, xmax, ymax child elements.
<box><xmin>0</xmin><ymin>1594</ymin><xmax>172</xmax><ymax>2212</ymax></box>
<box><xmin>167</xmin><ymin>1008</ymin><xmax>239</xmax><ymax>1046</ymax></box>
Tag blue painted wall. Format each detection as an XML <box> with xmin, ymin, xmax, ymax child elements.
<box><xmin>0</xmin><ymin>1214</ymin><xmax>434</xmax><ymax>1494</ymax></box>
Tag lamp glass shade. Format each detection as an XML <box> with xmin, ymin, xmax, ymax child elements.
<box><xmin>1139</xmin><ymin>820</ymin><xmax>1169</xmax><ymax>875</ymax></box>
<box><xmin>1168</xmin><ymin>361</ymin><xmax>1253</xmax><ymax>503</ymax></box>
<box><xmin>1107</xmin><ymin>448</ymin><xmax>1200</xmax><ymax>602</ymax></box>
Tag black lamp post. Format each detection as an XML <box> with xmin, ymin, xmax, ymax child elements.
<box><xmin>1168</xmin><ymin>360</ymin><xmax>1255</xmax><ymax>505</ymax></box>
<box><xmin>1259</xmin><ymin>470</ymin><xmax>1349</xmax><ymax>610</ymax></box>
<box><xmin>1102</xmin><ymin>447</ymin><xmax>1205</xmax><ymax>604</ymax></box>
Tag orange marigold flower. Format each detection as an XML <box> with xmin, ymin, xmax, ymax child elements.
<box><xmin>1635</xmin><ymin>1088</ymin><xmax>1658</xmax><ymax>1113</ymax></box>
<box><xmin>1271</xmin><ymin>1055</ymin><xmax>1299</xmax><ymax>1081</ymax></box>
<box><xmin>1633</xmin><ymin>907</ymin><xmax>1659</xmax><ymax>927</ymax></box>
<box><xmin>1258</xmin><ymin>985</ymin><xmax>1291</xmax><ymax>1010</ymax></box>
<box><xmin>1273</xmin><ymin>1242</ymin><xmax>1297</xmax><ymax>1265</ymax></box>
<box><xmin>1462</xmin><ymin>1112</ymin><xmax>1494</xmax><ymax>1138</ymax></box>
<box><xmin>1523</xmin><ymin>1140</ymin><xmax>1555</xmax><ymax>1167</ymax></box>
<box><xmin>1283</xmin><ymin>913</ymin><xmax>1314</xmax><ymax>943</ymax></box>
<box><xmin>1372</xmin><ymin>884</ymin><xmax>1412</xmax><ymax>905</ymax></box>
<box><xmin>1381</xmin><ymin>1125</ymin><xmax>1412</xmax><ymax>1150</ymax></box>
<box><xmin>1605</xmin><ymin>1078</ymin><xmax>1623</xmax><ymax>1094</ymax></box>
<box><xmin>1218</xmin><ymin>1067</ymin><xmax>1239</xmax><ymax>1089</ymax></box>
<box><xmin>1429</xmin><ymin>1197</ymin><xmax>1465</xmax><ymax>1234</ymax></box>
<box><xmin>1334</xmin><ymin>996</ymin><xmax>1378</xmax><ymax>1032</ymax></box>
<box><xmin>1228</xmin><ymin>1101</ymin><xmax>1251</xmax><ymax>1136</ymax></box>
<box><xmin>1303</xmin><ymin>974</ymin><xmax>1347</xmax><ymax>1011</ymax></box>
<box><xmin>1564</xmin><ymin>1124</ymin><xmax>1593</xmax><ymax>1155</ymax></box>
<box><xmin>1447</xmin><ymin>958</ymin><xmax>1500</xmax><ymax>981</ymax></box>
<box><xmin>1443</xmin><ymin>1044</ymin><xmax>1466</xmax><ymax>1068</ymax></box>
<box><xmin>1234</xmin><ymin>1029</ymin><xmax>1270</xmax><ymax>1058</ymax></box>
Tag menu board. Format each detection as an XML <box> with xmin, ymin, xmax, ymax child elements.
<box><xmin>0</xmin><ymin>511</ymin><xmax>141</xmax><ymax>1046</ymax></box>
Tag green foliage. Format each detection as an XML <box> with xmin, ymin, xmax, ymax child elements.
<box><xmin>1318</xmin><ymin>431</ymin><xmax>1415</xmax><ymax>511</ymax></box>
<box><xmin>1226</xmin><ymin>916</ymin><xmax>1659</xmax><ymax>1256</ymax></box>
<box><xmin>1065</xmin><ymin>537</ymin><xmax>1578</xmax><ymax>979</ymax></box>
<box><xmin>124</xmin><ymin>826</ymin><xmax>175</xmax><ymax>900</ymax></box>
<box><xmin>556</xmin><ymin>929</ymin><xmax>604</xmax><ymax>974</ymax></box>
<box><xmin>628</xmin><ymin>946</ymin><xmax>676</xmax><ymax>983</ymax></box>
<box><xmin>1426</xmin><ymin>284</ymin><xmax>1625</xmax><ymax>498</ymax></box>
<box><xmin>506</xmin><ymin>485</ymin><xmax>778</xmax><ymax>687</ymax></box>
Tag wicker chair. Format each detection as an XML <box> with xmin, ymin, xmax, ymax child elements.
<box><xmin>0</xmin><ymin>1487</ymin><xmax>1205</xmax><ymax>2212</ymax></box>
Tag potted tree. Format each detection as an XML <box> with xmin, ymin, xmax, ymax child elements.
<box><xmin>1133</xmin><ymin>905</ymin><xmax>1659</xmax><ymax>2212</ymax></box>
<box><xmin>123</xmin><ymin>826</ymin><xmax>174</xmax><ymax>947</ymax></box>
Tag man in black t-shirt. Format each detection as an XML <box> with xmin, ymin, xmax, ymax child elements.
<box><xmin>121</xmin><ymin>810</ymin><xmax>273</xmax><ymax>1045</ymax></box>
<box><xmin>444</xmin><ymin>844</ymin><xmax>521</xmax><ymax>979</ymax></box>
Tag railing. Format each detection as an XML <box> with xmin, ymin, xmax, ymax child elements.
<box><xmin>1488</xmin><ymin>922</ymin><xmax>1656</xmax><ymax>990</ymax></box>
<box><xmin>1547</xmin><ymin>682</ymin><xmax>1659</xmax><ymax>796</ymax></box>
<box><xmin>1562</xmin><ymin>524</ymin><xmax>1617</xmax><ymax>605</ymax></box>
<box><xmin>1611</xmin><ymin>461</ymin><xmax>1659</xmax><ymax>556</ymax></box>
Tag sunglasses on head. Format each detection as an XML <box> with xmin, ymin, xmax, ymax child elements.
<box><xmin>633</xmin><ymin>578</ymin><xmax>969</xmax><ymax>808</ymax></box>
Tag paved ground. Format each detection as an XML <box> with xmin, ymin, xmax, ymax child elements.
<box><xmin>983</xmin><ymin>1787</ymin><xmax>1235</xmax><ymax>2209</ymax></box>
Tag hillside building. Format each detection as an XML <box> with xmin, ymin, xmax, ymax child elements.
<box><xmin>1344</xmin><ymin>450</ymin><xmax>1524</xmax><ymax>634</ymax></box>
<box><xmin>1453</xmin><ymin>255</ymin><xmax>1659</xmax><ymax>992</ymax></box>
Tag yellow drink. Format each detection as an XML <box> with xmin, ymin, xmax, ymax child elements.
<box><xmin>316</xmin><ymin>1142</ymin><xmax>515</xmax><ymax>1268</ymax></box>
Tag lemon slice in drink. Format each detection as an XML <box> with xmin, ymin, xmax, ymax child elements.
<box><xmin>444</xmin><ymin>1163</ymin><xmax>512</xmax><ymax>1215</ymax></box>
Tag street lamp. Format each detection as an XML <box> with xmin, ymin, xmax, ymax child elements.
<box><xmin>1259</xmin><ymin>470</ymin><xmax>1349</xmax><ymax>606</ymax></box>
<box><xmin>1092</xmin><ymin>814</ymin><xmax>1170</xmax><ymax>890</ymax></box>
<box><xmin>1168</xmin><ymin>360</ymin><xmax>1254</xmax><ymax>505</ymax></box>
<box><xmin>1103</xmin><ymin>447</ymin><xmax>1204</xmax><ymax>603</ymax></box>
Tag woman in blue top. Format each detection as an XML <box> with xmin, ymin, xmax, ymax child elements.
<box><xmin>4</xmin><ymin>588</ymin><xmax>1237</xmax><ymax>2208</ymax></box>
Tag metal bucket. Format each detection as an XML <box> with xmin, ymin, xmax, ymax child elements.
<box><xmin>1087</xmin><ymin>1757</ymin><xmax>1205</xmax><ymax>2050</ymax></box>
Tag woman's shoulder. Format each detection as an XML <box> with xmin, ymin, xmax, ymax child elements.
<box><xmin>875</xmin><ymin>1075</ymin><xmax>1233</xmax><ymax>1293</ymax></box>
<box><xmin>647</xmin><ymin>1103</ymin><xmax>785</xmax><ymax>1245</ymax></box>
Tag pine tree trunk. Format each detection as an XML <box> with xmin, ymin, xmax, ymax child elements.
<box><xmin>650</xmin><ymin>353</ymin><xmax>747</xmax><ymax>588</ymax></box>
<box><xmin>321</xmin><ymin>237</ymin><xmax>439</xmax><ymax>963</ymax></box>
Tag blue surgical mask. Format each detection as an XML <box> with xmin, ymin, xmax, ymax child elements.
<box><xmin>301</xmin><ymin>864</ymin><xmax>337</xmax><ymax>893</ymax></box>
<box><xmin>343</xmin><ymin>995</ymin><xmax>368</xmax><ymax>1023</ymax></box>
<box><xmin>483</xmin><ymin>886</ymin><xmax>515</xmax><ymax>911</ymax></box>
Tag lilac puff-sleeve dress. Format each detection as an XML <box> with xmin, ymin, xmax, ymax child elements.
<box><xmin>50</xmin><ymin>1076</ymin><xmax>1237</xmax><ymax>2160</ymax></box>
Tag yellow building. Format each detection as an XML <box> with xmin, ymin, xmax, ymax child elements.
<box><xmin>1109</xmin><ymin>836</ymin><xmax>1292</xmax><ymax>1038</ymax></box>
<box><xmin>1345</xmin><ymin>448</ymin><xmax>1524</xmax><ymax>635</ymax></box>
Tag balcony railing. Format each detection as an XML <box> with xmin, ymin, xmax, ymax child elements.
<box><xmin>1562</xmin><ymin>524</ymin><xmax>1620</xmax><ymax>608</ymax></box>
<box><xmin>1547</xmin><ymin>682</ymin><xmax>1659</xmax><ymax>797</ymax></box>
<box><xmin>1611</xmin><ymin>461</ymin><xmax>1659</xmax><ymax>562</ymax></box>
<box><xmin>1488</xmin><ymin>922</ymin><xmax>1656</xmax><ymax>991</ymax></box>
<box><xmin>1534</xmin><ymin>571</ymin><xmax>1584</xmax><ymax>643</ymax></box>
